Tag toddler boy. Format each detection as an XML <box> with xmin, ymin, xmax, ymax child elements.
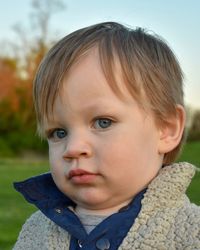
<box><xmin>14</xmin><ymin>22</ymin><xmax>200</xmax><ymax>250</ymax></box>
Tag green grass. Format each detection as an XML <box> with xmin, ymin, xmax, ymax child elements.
<box><xmin>177</xmin><ymin>141</ymin><xmax>200</xmax><ymax>205</ymax></box>
<box><xmin>0</xmin><ymin>159</ymin><xmax>48</xmax><ymax>250</ymax></box>
<box><xmin>0</xmin><ymin>141</ymin><xmax>200</xmax><ymax>250</ymax></box>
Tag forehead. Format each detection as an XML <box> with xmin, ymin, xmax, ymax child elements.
<box><xmin>57</xmin><ymin>48</ymin><xmax>135</xmax><ymax>107</ymax></box>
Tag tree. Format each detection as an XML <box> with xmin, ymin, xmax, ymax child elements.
<box><xmin>0</xmin><ymin>0</ymin><xmax>66</xmax><ymax>156</ymax></box>
<box><xmin>0</xmin><ymin>57</ymin><xmax>19</xmax><ymax>110</ymax></box>
<box><xmin>13</xmin><ymin>0</ymin><xmax>66</xmax><ymax>81</ymax></box>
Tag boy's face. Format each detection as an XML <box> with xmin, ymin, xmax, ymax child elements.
<box><xmin>46</xmin><ymin>48</ymin><xmax>163</xmax><ymax>212</ymax></box>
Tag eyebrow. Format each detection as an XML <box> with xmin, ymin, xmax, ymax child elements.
<box><xmin>77</xmin><ymin>97</ymin><xmax>123</xmax><ymax>111</ymax></box>
<box><xmin>82</xmin><ymin>102</ymin><xmax>113</xmax><ymax>111</ymax></box>
<box><xmin>78</xmin><ymin>101</ymin><xmax>122</xmax><ymax>118</ymax></box>
<box><xmin>43</xmin><ymin>121</ymin><xmax>63</xmax><ymax>136</ymax></box>
<box><xmin>45</xmin><ymin>99</ymin><xmax>121</xmax><ymax>127</ymax></box>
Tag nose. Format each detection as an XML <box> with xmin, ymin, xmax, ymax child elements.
<box><xmin>62</xmin><ymin>133</ymin><xmax>93</xmax><ymax>160</ymax></box>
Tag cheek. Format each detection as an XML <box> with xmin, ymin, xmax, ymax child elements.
<box><xmin>48</xmin><ymin>147</ymin><xmax>67</xmax><ymax>192</ymax></box>
<box><xmin>48</xmin><ymin>144</ymin><xmax>64</xmax><ymax>176</ymax></box>
<box><xmin>97</xmin><ymin>134</ymin><xmax>138</xmax><ymax>171</ymax></box>
<box><xmin>97</xmin><ymin>127</ymin><xmax>158</xmax><ymax>172</ymax></box>
<box><xmin>105</xmin><ymin>130</ymin><xmax>139</xmax><ymax>156</ymax></box>
<box><xmin>48</xmin><ymin>142</ymin><xmax>64</xmax><ymax>163</ymax></box>
<box><xmin>48</xmin><ymin>148</ymin><xmax>57</xmax><ymax>171</ymax></box>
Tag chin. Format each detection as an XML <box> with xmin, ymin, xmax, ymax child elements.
<box><xmin>73</xmin><ymin>192</ymin><xmax>109</xmax><ymax>210</ymax></box>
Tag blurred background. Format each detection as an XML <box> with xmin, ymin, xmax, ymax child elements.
<box><xmin>0</xmin><ymin>0</ymin><xmax>199</xmax><ymax>249</ymax></box>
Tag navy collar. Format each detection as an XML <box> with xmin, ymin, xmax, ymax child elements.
<box><xmin>14</xmin><ymin>173</ymin><xmax>146</xmax><ymax>246</ymax></box>
<box><xmin>14</xmin><ymin>172</ymin><xmax>75</xmax><ymax>209</ymax></box>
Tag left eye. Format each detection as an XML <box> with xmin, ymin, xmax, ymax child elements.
<box><xmin>47</xmin><ymin>128</ymin><xmax>67</xmax><ymax>141</ymax></box>
<box><xmin>54</xmin><ymin>129</ymin><xmax>67</xmax><ymax>139</ymax></box>
<box><xmin>93</xmin><ymin>118</ymin><xmax>112</xmax><ymax>129</ymax></box>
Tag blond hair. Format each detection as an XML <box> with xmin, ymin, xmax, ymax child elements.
<box><xmin>33</xmin><ymin>21</ymin><xmax>185</xmax><ymax>164</ymax></box>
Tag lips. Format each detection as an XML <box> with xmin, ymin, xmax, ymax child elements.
<box><xmin>68</xmin><ymin>169</ymin><xmax>98</xmax><ymax>184</ymax></box>
<box><xmin>68</xmin><ymin>169</ymin><xmax>95</xmax><ymax>179</ymax></box>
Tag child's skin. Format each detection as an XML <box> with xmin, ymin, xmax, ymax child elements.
<box><xmin>45</xmin><ymin>47</ymin><xmax>185</xmax><ymax>216</ymax></box>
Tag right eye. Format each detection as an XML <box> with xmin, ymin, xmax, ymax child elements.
<box><xmin>47</xmin><ymin>128</ymin><xmax>67</xmax><ymax>141</ymax></box>
<box><xmin>93</xmin><ymin>118</ymin><xmax>113</xmax><ymax>129</ymax></box>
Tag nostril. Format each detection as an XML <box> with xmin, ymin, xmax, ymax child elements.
<box><xmin>63</xmin><ymin>154</ymin><xmax>89</xmax><ymax>161</ymax></box>
<box><xmin>81</xmin><ymin>152</ymin><xmax>88</xmax><ymax>156</ymax></box>
<box><xmin>63</xmin><ymin>156</ymin><xmax>73</xmax><ymax>162</ymax></box>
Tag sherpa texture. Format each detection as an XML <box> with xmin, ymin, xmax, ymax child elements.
<box><xmin>13</xmin><ymin>162</ymin><xmax>200</xmax><ymax>250</ymax></box>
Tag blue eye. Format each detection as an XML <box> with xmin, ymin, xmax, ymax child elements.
<box><xmin>48</xmin><ymin>128</ymin><xmax>67</xmax><ymax>141</ymax></box>
<box><xmin>94</xmin><ymin>118</ymin><xmax>112</xmax><ymax>129</ymax></box>
<box><xmin>56</xmin><ymin>129</ymin><xmax>67</xmax><ymax>138</ymax></box>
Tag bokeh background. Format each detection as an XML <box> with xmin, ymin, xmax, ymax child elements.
<box><xmin>0</xmin><ymin>0</ymin><xmax>199</xmax><ymax>249</ymax></box>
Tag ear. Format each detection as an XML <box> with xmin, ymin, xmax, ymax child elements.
<box><xmin>158</xmin><ymin>105</ymin><xmax>186</xmax><ymax>154</ymax></box>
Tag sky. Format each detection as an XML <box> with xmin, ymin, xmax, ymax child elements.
<box><xmin>0</xmin><ymin>0</ymin><xmax>199</xmax><ymax>109</ymax></box>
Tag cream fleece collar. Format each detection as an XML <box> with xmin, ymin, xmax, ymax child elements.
<box><xmin>119</xmin><ymin>162</ymin><xmax>197</xmax><ymax>250</ymax></box>
<box><xmin>142</xmin><ymin>162</ymin><xmax>196</xmax><ymax>210</ymax></box>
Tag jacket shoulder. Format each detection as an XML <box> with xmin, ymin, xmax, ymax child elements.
<box><xmin>13</xmin><ymin>210</ymin><xmax>70</xmax><ymax>250</ymax></box>
<box><xmin>175</xmin><ymin>197</ymin><xmax>200</xmax><ymax>249</ymax></box>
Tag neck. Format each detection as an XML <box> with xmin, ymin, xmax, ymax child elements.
<box><xmin>75</xmin><ymin>199</ymin><xmax>132</xmax><ymax>216</ymax></box>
